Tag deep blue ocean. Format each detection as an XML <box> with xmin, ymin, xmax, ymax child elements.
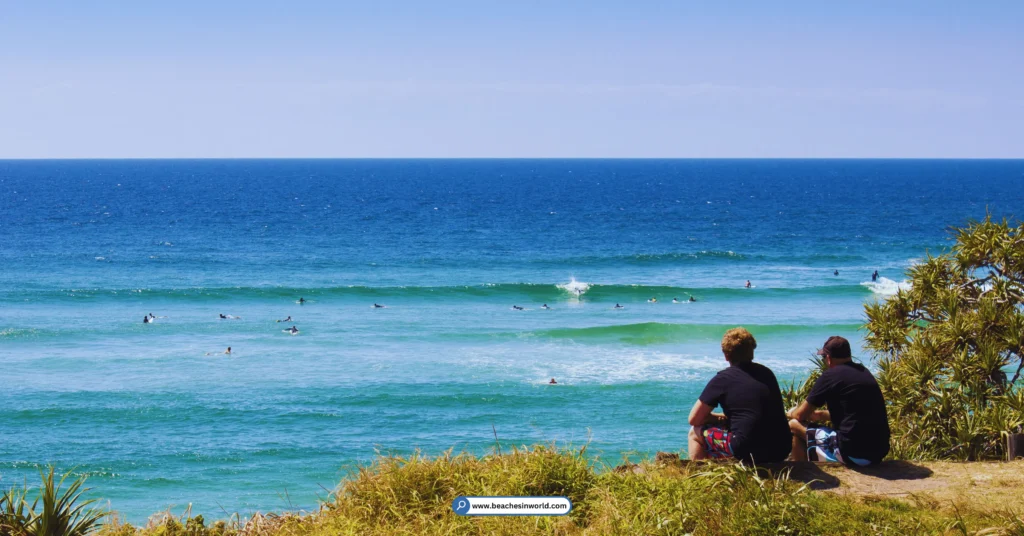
<box><xmin>1</xmin><ymin>159</ymin><xmax>1022</xmax><ymax>520</ymax></box>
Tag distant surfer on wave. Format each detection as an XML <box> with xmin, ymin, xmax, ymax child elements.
<box><xmin>373</xmin><ymin>303</ymin><xmax>385</xmax><ymax>308</ymax></box>
<box><xmin>834</xmin><ymin>270</ymin><xmax>839</xmax><ymax>276</ymax></box>
<box><xmin>298</xmin><ymin>297</ymin><xmax>306</xmax><ymax>304</ymax></box>
<box><xmin>284</xmin><ymin>326</ymin><xmax>299</xmax><ymax>335</ymax></box>
<box><xmin>745</xmin><ymin>280</ymin><xmax>751</xmax><ymax>288</ymax></box>
<box><xmin>276</xmin><ymin>316</ymin><xmax>292</xmax><ymax>323</ymax></box>
<box><xmin>614</xmin><ymin>303</ymin><xmax>624</xmax><ymax>309</ymax></box>
<box><xmin>648</xmin><ymin>297</ymin><xmax>657</xmax><ymax>303</ymax></box>
<box><xmin>549</xmin><ymin>378</ymin><xmax>557</xmax><ymax>385</ymax></box>
<box><xmin>225</xmin><ymin>347</ymin><xmax>232</xmax><ymax>355</ymax></box>
<box><xmin>689</xmin><ymin>295</ymin><xmax>696</xmax><ymax>302</ymax></box>
<box><xmin>512</xmin><ymin>305</ymin><xmax>524</xmax><ymax>311</ymax></box>
<box><xmin>672</xmin><ymin>297</ymin><xmax>680</xmax><ymax>304</ymax></box>
<box><xmin>541</xmin><ymin>304</ymin><xmax>551</xmax><ymax>310</ymax></box>
<box><xmin>143</xmin><ymin>315</ymin><xmax>151</xmax><ymax>324</ymax></box>
<box><xmin>871</xmin><ymin>270</ymin><xmax>879</xmax><ymax>282</ymax></box>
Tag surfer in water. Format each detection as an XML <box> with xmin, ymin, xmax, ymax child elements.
<box><xmin>614</xmin><ymin>303</ymin><xmax>624</xmax><ymax>309</ymax></box>
<box><xmin>276</xmin><ymin>316</ymin><xmax>292</xmax><ymax>323</ymax></box>
<box><xmin>298</xmin><ymin>297</ymin><xmax>306</xmax><ymax>304</ymax></box>
<box><xmin>143</xmin><ymin>315</ymin><xmax>151</xmax><ymax>324</ymax></box>
<box><xmin>549</xmin><ymin>378</ymin><xmax>557</xmax><ymax>385</ymax></box>
<box><xmin>745</xmin><ymin>280</ymin><xmax>752</xmax><ymax>288</ymax></box>
<box><xmin>225</xmin><ymin>347</ymin><xmax>232</xmax><ymax>355</ymax></box>
<box><xmin>648</xmin><ymin>297</ymin><xmax>657</xmax><ymax>303</ymax></box>
<box><xmin>872</xmin><ymin>270</ymin><xmax>879</xmax><ymax>282</ymax></box>
<box><xmin>541</xmin><ymin>304</ymin><xmax>551</xmax><ymax>310</ymax></box>
<box><xmin>373</xmin><ymin>303</ymin><xmax>385</xmax><ymax>308</ymax></box>
<box><xmin>285</xmin><ymin>326</ymin><xmax>299</xmax><ymax>335</ymax></box>
<box><xmin>672</xmin><ymin>297</ymin><xmax>680</xmax><ymax>304</ymax></box>
<box><xmin>689</xmin><ymin>295</ymin><xmax>696</xmax><ymax>302</ymax></box>
<box><xmin>512</xmin><ymin>305</ymin><xmax>524</xmax><ymax>311</ymax></box>
<box><xmin>834</xmin><ymin>269</ymin><xmax>839</xmax><ymax>276</ymax></box>
<box><xmin>219</xmin><ymin>314</ymin><xmax>227</xmax><ymax>319</ymax></box>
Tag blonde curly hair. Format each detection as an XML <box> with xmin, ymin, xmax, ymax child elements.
<box><xmin>721</xmin><ymin>327</ymin><xmax>756</xmax><ymax>364</ymax></box>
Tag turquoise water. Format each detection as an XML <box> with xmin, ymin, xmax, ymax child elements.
<box><xmin>1</xmin><ymin>159</ymin><xmax>1022</xmax><ymax>520</ymax></box>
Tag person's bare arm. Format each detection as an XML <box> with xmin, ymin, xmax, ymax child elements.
<box><xmin>689</xmin><ymin>400</ymin><xmax>726</xmax><ymax>426</ymax></box>
<box><xmin>788</xmin><ymin>400</ymin><xmax>830</xmax><ymax>423</ymax></box>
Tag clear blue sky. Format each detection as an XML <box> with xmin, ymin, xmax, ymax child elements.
<box><xmin>1</xmin><ymin>1</ymin><xmax>1021</xmax><ymax>158</ymax></box>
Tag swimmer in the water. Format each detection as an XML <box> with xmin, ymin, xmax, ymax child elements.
<box><xmin>549</xmin><ymin>378</ymin><xmax>557</xmax><ymax>384</ymax></box>
<box><xmin>614</xmin><ymin>303</ymin><xmax>624</xmax><ymax>309</ymax></box>
<box><xmin>689</xmin><ymin>295</ymin><xmax>696</xmax><ymax>302</ymax></box>
<box><xmin>745</xmin><ymin>280</ymin><xmax>752</xmax><ymax>288</ymax></box>
<box><xmin>225</xmin><ymin>347</ymin><xmax>232</xmax><ymax>355</ymax></box>
<box><xmin>834</xmin><ymin>270</ymin><xmax>839</xmax><ymax>276</ymax></box>
<box><xmin>276</xmin><ymin>316</ymin><xmax>292</xmax><ymax>323</ymax></box>
<box><xmin>541</xmin><ymin>304</ymin><xmax>551</xmax><ymax>309</ymax></box>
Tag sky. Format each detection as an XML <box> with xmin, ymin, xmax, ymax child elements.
<box><xmin>1</xmin><ymin>1</ymin><xmax>1022</xmax><ymax>158</ymax></box>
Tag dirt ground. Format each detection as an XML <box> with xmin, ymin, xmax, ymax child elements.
<box><xmin>643</xmin><ymin>454</ymin><xmax>1024</xmax><ymax>511</ymax></box>
<box><xmin>813</xmin><ymin>460</ymin><xmax>1024</xmax><ymax>510</ymax></box>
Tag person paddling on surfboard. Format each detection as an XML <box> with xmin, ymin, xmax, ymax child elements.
<box><xmin>614</xmin><ymin>303</ymin><xmax>624</xmax><ymax>309</ymax></box>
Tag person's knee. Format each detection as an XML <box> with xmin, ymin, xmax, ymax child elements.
<box><xmin>788</xmin><ymin>419</ymin><xmax>806</xmax><ymax>436</ymax></box>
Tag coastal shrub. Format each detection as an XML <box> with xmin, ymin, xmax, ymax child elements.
<box><xmin>864</xmin><ymin>215</ymin><xmax>1024</xmax><ymax>460</ymax></box>
<box><xmin>780</xmin><ymin>356</ymin><xmax>827</xmax><ymax>411</ymax></box>
<box><xmin>0</xmin><ymin>467</ymin><xmax>107</xmax><ymax>536</ymax></box>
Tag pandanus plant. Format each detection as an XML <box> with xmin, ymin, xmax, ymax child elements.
<box><xmin>0</xmin><ymin>467</ymin><xmax>107</xmax><ymax>536</ymax></box>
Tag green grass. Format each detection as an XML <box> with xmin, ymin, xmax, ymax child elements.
<box><xmin>93</xmin><ymin>446</ymin><xmax>1024</xmax><ymax>536</ymax></box>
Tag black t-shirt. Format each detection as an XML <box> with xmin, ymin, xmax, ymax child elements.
<box><xmin>698</xmin><ymin>362</ymin><xmax>791</xmax><ymax>463</ymax></box>
<box><xmin>807</xmin><ymin>362</ymin><xmax>891</xmax><ymax>462</ymax></box>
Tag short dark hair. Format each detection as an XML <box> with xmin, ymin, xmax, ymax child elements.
<box><xmin>817</xmin><ymin>336</ymin><xmax>852</xmax><ymax>359</ymax></box>
<box><xmin>721</xmin><ymin>328</ymin><xmax>756</xmax><ymax>364</ymax></box>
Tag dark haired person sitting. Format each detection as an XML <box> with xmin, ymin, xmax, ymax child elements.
<box><xmin>788</xmin><ymin>336</ymin><xmax>890</xmax><ymax>466</ymax></box>
<box><xmin>687</xmin><ymin>328</ymin><xmax>791</xmax><ymax>463</ymax></box>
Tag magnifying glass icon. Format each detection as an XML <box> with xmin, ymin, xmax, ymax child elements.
<box><xmin>452</xmin><ymin>496</ymin><xmax>470</xmax><ymax>515</ymax></box>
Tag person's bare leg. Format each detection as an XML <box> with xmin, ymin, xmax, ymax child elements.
<box><xmin>789</xmin><ymin>419</ymin><xmax>808</xmax><ymax>461</ymax></box>
<box><xmin>688</xmin><ymin>426</ymin><xmax>708</xmax><ymax>460</ymax></box>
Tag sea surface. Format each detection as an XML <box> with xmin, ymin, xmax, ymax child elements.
<box><xmin>1</xmin><ymin>159</ymin><xmax>1022</xmax><ymax>520</ymax></box>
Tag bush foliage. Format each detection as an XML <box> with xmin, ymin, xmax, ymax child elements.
<box><xmin>864</xmin><ymin>215</ymin><xmax>1024</xmax><ymax>460</ymax></box>
<box><xmin>0</xmin><ymin>467</ymin><xmax>107</xmax><ymax>536</ymax></box>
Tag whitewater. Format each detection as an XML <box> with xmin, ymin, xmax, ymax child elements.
<box><xmin>1</xmin><ymin>158</ymin><xmax>1021</xmax><ymax>520</ymax></box>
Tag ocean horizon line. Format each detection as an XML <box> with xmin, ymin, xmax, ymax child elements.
<box><xmin>2</xmin><ymin>156</ymin><xmax>1024</xmax><ymax>162</ymax></box>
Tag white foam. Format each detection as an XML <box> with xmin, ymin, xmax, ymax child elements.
<box><xmin>557</xmin><ymin>277</ymin><xmax>591</xmax><ymax>297</ymax></box>
<box><xmin>861</xmin><ymin>276</ymin><xmax>911</xmax><ymax>296</ymax></box>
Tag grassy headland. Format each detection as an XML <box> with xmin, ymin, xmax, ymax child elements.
<box><xmin>93</xmin><ymin>446</ymin><xmax>1024</xmax><ymax>536</ymax></box>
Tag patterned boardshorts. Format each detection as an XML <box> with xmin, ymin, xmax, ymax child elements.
<box><xmin>700</xmin><ymin>425</ymin><xmax>734</xmax><ymax>458</ymax></box>
<box><xmin>806</xmin><ymin>426</ymin><xmax>872</xmax><ymax>466</ymax></box>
